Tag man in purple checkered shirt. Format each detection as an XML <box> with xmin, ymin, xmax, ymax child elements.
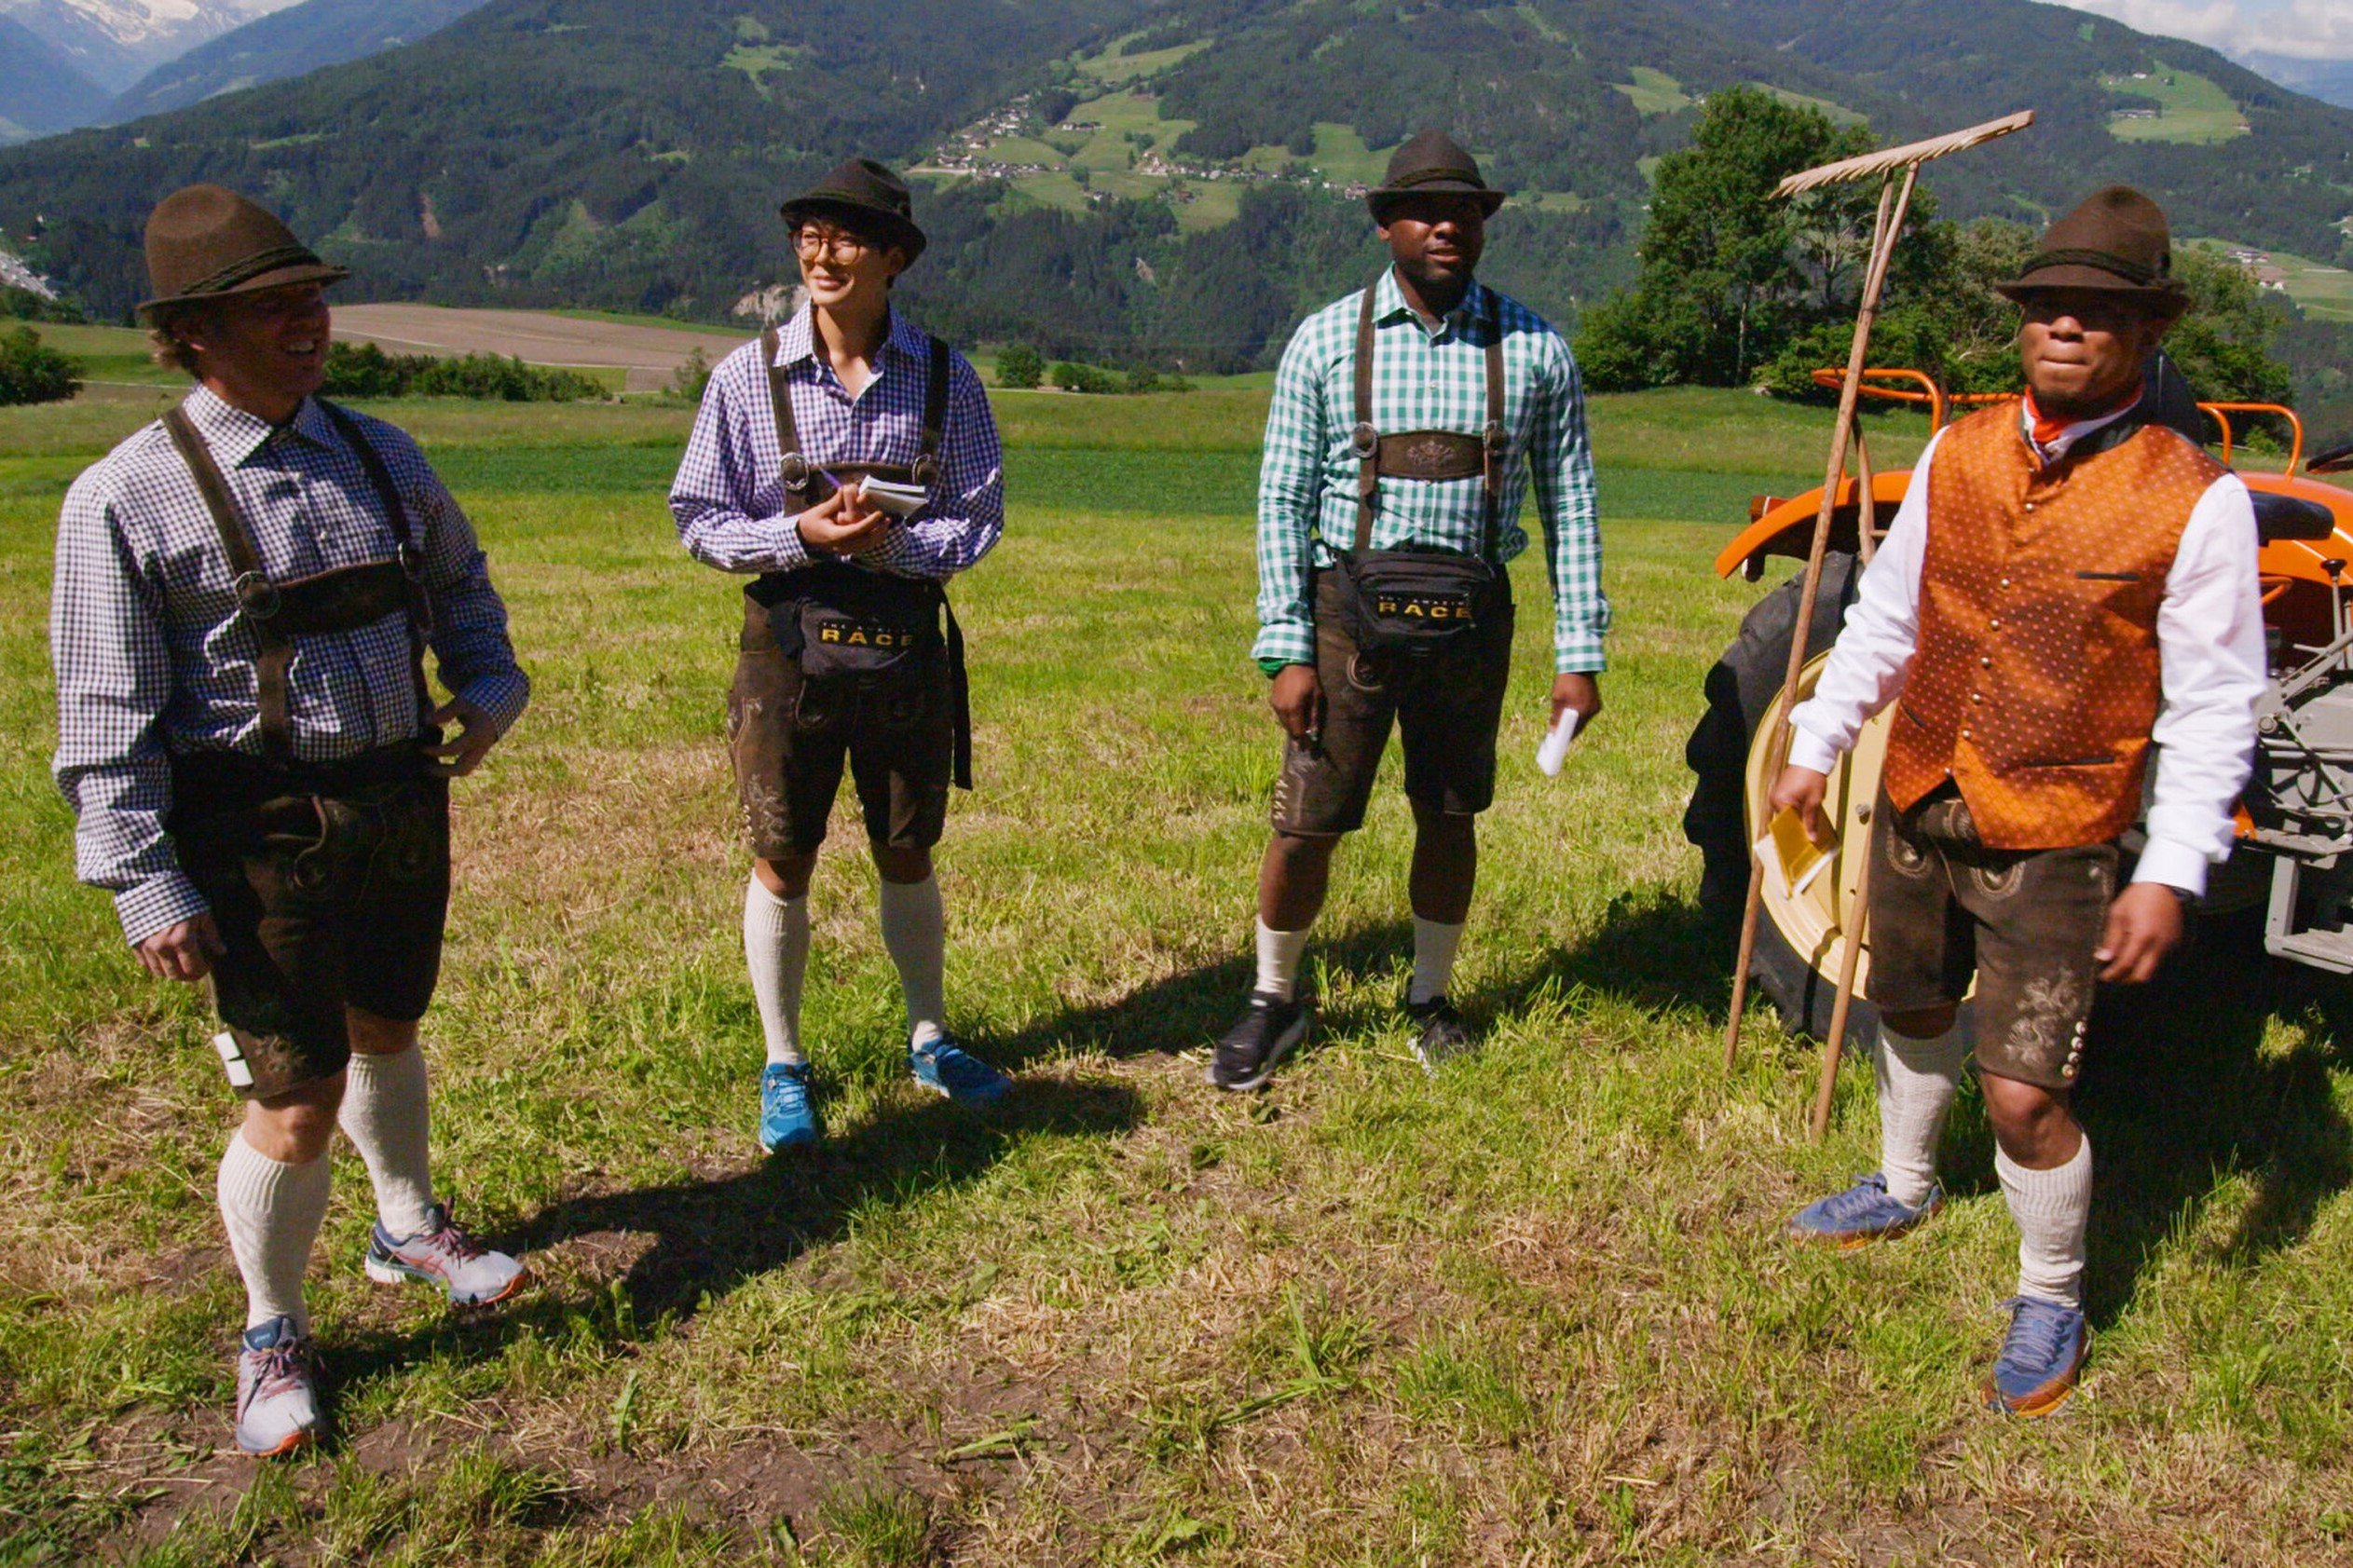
<box><xmin>669</xmin><ymin>157</ymin><xmax>1010</xmax><ymax>1151</ymax></box>
<box><xmin>50</xmin><ymin>185</ymin><xmax>532</xmax><ymax>1458</ymax></box>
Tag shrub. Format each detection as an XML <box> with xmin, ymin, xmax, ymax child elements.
<box><xmin>670</xmin><ymin>347</ymin><xmax>712</xmax><ymax>403</ymax></box>
<box><xmin>0</xmin><ymin>284</ymin><xmax>82</xmax><ymax>323</ymax></box>
<box><xmin>997</xmin><ymin>344</ymin><xmax>1043</xmax><ymax>389</ymax></box>
<box><xmin>0</xmin><ymin>326</ymin><xmax>79</xmax><ymax>405</ymax></box>
<box><xmin>321</xmin><ymin>341</ymin><xmax>604</xmax><ymax>401</ymax></box>
<box><xmin>1049</xmin><ymin>361</ymin><xmax>1121</xmax><ymax>394</ymax></box>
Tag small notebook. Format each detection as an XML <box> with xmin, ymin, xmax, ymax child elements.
<box><xmin>855</xmin><ymin>476</ymin><xmax>930</xmax><ymax>518</ymax></box>
<box><xmin>1756</xmin><ymin>807</ymin><xmax>1837</xmax><ymax>901</ymax></box>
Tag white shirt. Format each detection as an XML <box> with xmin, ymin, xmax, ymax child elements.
<box><xmin>1785</xmin><ymin>413</ymin><xmax>2266</xmax><ymax>896</ymax></box>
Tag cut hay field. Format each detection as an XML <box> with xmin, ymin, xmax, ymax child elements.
<box><xmin>2</xmin><ymin>382</ymin><xmax>2349</xmax><ymax>1565</ymax></box>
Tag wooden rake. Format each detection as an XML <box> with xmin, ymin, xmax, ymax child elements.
<box><xmin>1719</xmin><ymin>109</ymin><xmax>2034</xmax><ymax>1139</ymax></box>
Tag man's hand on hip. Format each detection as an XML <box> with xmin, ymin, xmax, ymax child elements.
<box><xmin>1269</xmin><ymin>663</ymin><xmax>1325</xmax><ymax>742</ymax></box>
<box><xmin>1549</xmin><ymin>672</ymin><xmax>1601</xmax><ymax>732</ymax></box>
<box><xmin>1768</xmin><ymin>765</ymin><xmax>1835</xmax><ymax>848</ymax></box>
<box><xmin>137</xmin><ymin>911</ymin><xmax>226</xmax><ymax>983</ymax></box>
<box><xmin>2097</xmin><ymin>881</ymin><xmax>2185</xmax><ymax>984</ymax></box>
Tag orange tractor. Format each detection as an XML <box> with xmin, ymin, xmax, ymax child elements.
<box><xmin>1685</xmin><ymin>359</ymin><xmax>2353</xmax><ymax>1037</ymax></box>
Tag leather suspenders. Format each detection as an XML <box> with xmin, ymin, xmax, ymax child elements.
<box><xmin>1350</xmin><ymin>278</ymin><xmax>1508</xmax><ymax>557</ymax></box>
<box><xmin>758</xmin><ymin>322</ymin><xmax>949</xmax><ymax>500</ymax></box>
<box><xmin>161</xmin><ymin>401</ymin><xmax>431</xmax><ymax>760</ymax></box>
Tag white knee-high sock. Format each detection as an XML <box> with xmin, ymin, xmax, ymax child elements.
<box><xmin>1408</xmin><ymin>916</ymin><xmax>1464</xmax><ymax>1004</ymax></box>
<box><xmin>217</xmin><ymin>1133</ymin><xmax>332</xmax><ymax>1335</ymax></box>
<box><xmin>878</xmin><ymin>875</ymin><xmax>948</xmax><ymax>1049</ymax></box>
<box><xmin>744</xmin><ymin>875</ymin><xmax>810</xmax><ymax>1067</ymax></box>
<box><xmin>1255</xmin><ymin>919</ymin><xmax>1310</xmax><ymax>1002</ymax></box>
<box><xmin>1998</xmin><ymin>1137</ymin><xmax>2093</xmax><ymax>1307</ymax></box>
<box><xmin>339</xmin><ymin>1046</ymin><xmax>436</xmax><ymax>1239</ymax></box>
<box><xmin>1876</xmin><ymin>1022</ymin><xmax>1966</xmax><ymax>1209</ymax></box>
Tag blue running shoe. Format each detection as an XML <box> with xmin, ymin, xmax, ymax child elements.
<box><xmin>1983</xmin><ymin>1296</ymin><xmax>2087</xmax><ymax>1418</ymax></box>
<box><xmin>760</xmin><ymin>1061</ymin><xmax>820</xmax><ymax>1152</ymax></box>
<box><xmin>1787</xmin><ymin>1173</ymin><xmax>1944</xmax><ymax>1250</ymax></box>
<box><xmin>910</xmin><ymin>1034</ymin><xmax>1009</xmax><ymax>1105</ymax></box>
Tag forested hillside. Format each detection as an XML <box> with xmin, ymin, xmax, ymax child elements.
<box><xmin>105</xmin><ymin>0</ymin><xmax>490</xmax><ymax>119</ymax></box>
<box><xmin>0</xmin><ymin>0</ymin><xmax>2345</xmax><ymax>375</ymax></box>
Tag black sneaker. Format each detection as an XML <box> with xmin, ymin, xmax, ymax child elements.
<box><xmin>1404</xmin><ymin>995</ymin><xmax>1476</xmax><ymax>1074</ymax></box>
<box><xmin>1209</xmin><ymin>990</ymin><xmax>1312</xmax><ymax>1091</ymax></box>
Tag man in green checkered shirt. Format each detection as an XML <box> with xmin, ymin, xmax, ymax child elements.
<box><xmin>1211</xmin><ymin>130</ymin><xmax>1608</xmax><ymax>1090</ymax></box>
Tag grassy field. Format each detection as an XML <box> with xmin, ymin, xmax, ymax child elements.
<box><xmin>1611</xmin><ymin>69</ymin><xmax>1691</xmax><ymax>118</ymax></box>
<box><xmin>3</xmin><ymin>379</ymin><xmax>2350</xmax><ymax>1565</ymax></box>
<box><xmin>2103</xmin><ymin>66</ymin><xmax>2250</xmax><ymax>144</ymax></box>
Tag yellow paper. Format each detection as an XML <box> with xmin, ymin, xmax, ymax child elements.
<box><xmin>1757</xmin><ymin>808</ymin><xmax>1837</xmax><ymax>901</ymax></box>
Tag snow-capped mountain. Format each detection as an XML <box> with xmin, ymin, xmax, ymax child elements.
<box><xmin>1</xmin><ymin>0</ymin><xmax>298</xmax><ymax>91</ymax></box>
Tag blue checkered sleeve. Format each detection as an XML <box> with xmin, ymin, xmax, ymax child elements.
<box><xmin>1527</xmin><ymin>335</ymin><xmax>1609</xmax><ymax>674</ymax></box>
<box><xmin>51</xmin><ymin>470</ymin><xmax>207</xmax><ymax>947</ymax></box>
<box><xmin>871</xmin><ymin>354</ymin><xmax>1005</xmax><ymax>581</ymax></box>
<box><xmin>670</xmin><ymin>341</ymin><xmax>816</xmax><ymax>575</ymax></box>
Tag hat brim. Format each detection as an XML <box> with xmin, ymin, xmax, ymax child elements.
<box><xmin>1993</xmin><ymin>264</ymin><xmax>2187</xmax><ymax>305</ymax></box>
<box><xmin>1368</xmin><ymin>182</ymin><xmax>1507</xmax><ymax>222</ymax></box>
<box><xmin>137</xmin><ymin>261</ymin><xmax>349</xmax><ymax>320</ymax></box>
<box><xmin>778</xmin><ymin>197</ymin><xmax>927</xmax><ymax>264</ymax></box>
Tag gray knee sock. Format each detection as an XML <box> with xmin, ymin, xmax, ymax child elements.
<box><xmin>1876</xmin><ymin>1022</ymin><xmax>1965</xmax><ymax>1209</ymax></box>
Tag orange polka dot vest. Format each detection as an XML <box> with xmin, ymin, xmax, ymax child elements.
<box><xmin>1881</xmin><ymin>401</ymin><xmax>2224</xmax><ymax>849</ymax></box>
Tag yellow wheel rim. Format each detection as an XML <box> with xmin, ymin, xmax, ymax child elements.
<box><xmin>1744</xmin><ymin>651</ymin><xmax>1893</xmax><ymax>990</ymax></box>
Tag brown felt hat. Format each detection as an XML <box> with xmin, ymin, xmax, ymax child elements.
<box><xmin>1995</xmin><ymin>184</ymin><xmax>2188</xmax><ymax>306</ymax></box>
<box><xmin>1366</xmin><ymin>130</ymin><xmax>1507</xmax><ymax>223</ymax></box>
<box><xmin>137</xmin><ymin>184</ymin><xmax>348</xmax><ymax>320</ymax></box>
<box><xmin>779</xmin><ymin>157</ymin><xmax>926</xmax><ymax>263</ymax></box>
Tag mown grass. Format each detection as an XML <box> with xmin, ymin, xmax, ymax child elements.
<box><xmin>2104</xmin><ymin>65</ymin><xmax>2251</xmax><ymax>144</ymax></box>
<box><xmin>1</xmin><ymin>384</ymin><xmax>2347</xmax><ymax>1563</ymax></box>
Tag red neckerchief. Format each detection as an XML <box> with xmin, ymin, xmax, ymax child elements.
<box><xmin>2021</xmin><ymin>389</ymin><xmax>2141</xmax><ymax>460</ymax></box>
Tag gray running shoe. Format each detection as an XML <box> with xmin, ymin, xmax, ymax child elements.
<box><xmin>364</xmin><ymin>1203</ymin><xmax>529</xmax><ymax>1305</ymax></box>
<box><xmin>233</xmin><ymin>1315</ymin><xmax>321</xmax><ymax>1458</ymax></box>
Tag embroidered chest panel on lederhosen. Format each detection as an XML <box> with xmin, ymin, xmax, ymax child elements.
<box><xmin>1882</xmin><ymin>403</ymin><xmax>2223</xmax><ymax>849</ymax></box>
<box><xmin>160</xmin><ymin>401</ymin><xmax>432</xmax><ymax>760</ymax></box>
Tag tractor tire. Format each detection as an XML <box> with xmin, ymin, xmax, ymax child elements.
<box><xmin>1685</xmin><ymin>552</ymin><xmax>1865</xmax><ymax>908</ymax></box>
<box><xmin>1684</xmin><ymin>552</ymin><xmax>1879</xmax><ymax>1041</ymax></box>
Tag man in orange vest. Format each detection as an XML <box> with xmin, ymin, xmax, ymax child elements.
<box><xmin>1769</xmin><ymin>186</ymin><xmax>2264</xmax><ymax>1416</ymax></box>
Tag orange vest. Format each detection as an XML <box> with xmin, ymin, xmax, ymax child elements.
<box><xmin>1881</xmin><ymin>402</ymin><xmax>2224</xmax><ymax>849</ymax></box>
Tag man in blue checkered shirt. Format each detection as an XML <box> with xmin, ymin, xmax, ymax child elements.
<box><xmin>1211</xmin><ymin>131</ymin><xmax>1609</xmax><ymax>1090</ymax></box>
<box><xmin>49</xmin><ymin>186</ymin><xmax>532</xmax><ymax>1457</ymax></box>
<box><xmin>669</xmin><ymin>157</ymin><xmax>1011</xmax><ymax>1152</ymax></box>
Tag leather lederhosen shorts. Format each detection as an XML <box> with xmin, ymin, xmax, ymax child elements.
<box><xmin>169</xmin><ymin>743</ymin><xmax>450</xmax><ymax>1100</ymax></box>
<box><xmin>728</xmin><ymin>595</ymin><xmax>954</xmax><ymax>858</ymax></box>
<box><xmin>1865</xmin><ymin>783</ymin><xmax>2120</xmax><ymax>1090</ymax></box>
<box><xmin>1270</xmin><ymin>569</ymin><xmax>1515</xmax><ymax>838</ymax></box>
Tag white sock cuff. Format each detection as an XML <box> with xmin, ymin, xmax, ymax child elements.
<box><xmin>1994</xmin><ymin>1137</ymin><xmax>2092</xmax><ymax>1216</ymax></box>
<box><xmin>217</xmin><ymin>1134</ymin><xmax>331</xmax><ymax>1334</ymax></box>
<box><xmin>746</xmin><ymin>874</ymin><xmax>800</xmax><ymax>911</ymax></box>
<box><xmin>1996</xmin><ymin>1136</ymin><xmax>2093</xmax><ymax>1306</ymax></box>
<box><xmin>1254</xmin><ymin>919</ymin><xmax>1310</xmax><ymax>1001</ymax></box>
<box><xmin>1881</xmin><ymin>1022</ymin><xmax>1967</xmax><ymax>1074</ymax></box>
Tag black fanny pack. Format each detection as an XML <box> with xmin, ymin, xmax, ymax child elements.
<box><xmin>753</xmin><ymin>564</ymin><xmax>942</xmax><ymax>683</ymax></box>
<box><xmin>1334</xmin><ymin>545</ymin><xmax>1503</xmax><ymax>655</ymax></box>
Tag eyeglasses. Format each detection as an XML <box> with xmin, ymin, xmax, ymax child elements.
<box><xmin>793</xmin><ymin>228</ymin><xmax>872</xmax><ymax>263</ymax></box>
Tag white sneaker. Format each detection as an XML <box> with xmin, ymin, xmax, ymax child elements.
<box><xmin>233</xmin><ymin>1316</ymin><xmax>321</xmax><ymax>1457</ymax></box>
<box><xmin>363</xmin><ymin>1202</ymin><xmax>529</xmax><ymax>1305</ymax></box>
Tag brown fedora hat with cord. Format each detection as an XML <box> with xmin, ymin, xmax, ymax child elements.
<box><xmin>778</xmin><ymin>157</ymin><xmax>927</xmax><ymax>263</ymax></box>
<box><xmin>1365</xmin><ymin>130</ymin><xmax>1508</xmax><ymax>224</ymax></box>
<box><xmin>137</xmin><ymin>184</ymin><xmax>348</xmax><ymax>320</ymax></box>
<box><xmin>1994</xmin><ymin>184</ymin><xmax>2188</xmax><ymax>307</ymax></box>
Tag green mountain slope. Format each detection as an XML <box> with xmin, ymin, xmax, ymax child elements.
<box><xmin>106</xmin><ymin>0</ymin><xmax>493</xmax><ymax>120</ymax></box>
<box><xmin>0</xmin><ymin>0</ymin><xmax>2345</xmax><ymax>375</ymax></box>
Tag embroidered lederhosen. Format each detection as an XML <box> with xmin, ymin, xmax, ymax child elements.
<box><xmin>1327</xmin><ymin>279</ymin><xmax>1511</xmax><ymax>656</ymax></box>
<box><xmin>742</xmin><ymin>325</ymin><xmax>973</xmax><ymax>789</ymax></box>
<box><xmin>156</xmin><ymin>402</ymin><xmax>450</xmax><ymax>1098</ymax></box>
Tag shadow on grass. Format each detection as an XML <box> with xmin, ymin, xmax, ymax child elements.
<box><xmin>323</xmin><ymin>1076</ymin><xmax>1146</xmax><ymax>1387</ymax></box>
<box><xmin>962</xmin><ymin>920</ymin><xmax>1417</xmax><ymax>1067</ymax></box>
<box><xmin>2074</xmin><ymin>907</ymin><xmax>2353</xmax><ymax>1327</ymax></box>
<box><xmin>1461</xmin><ymin>884</ymin><xmax>1741</xmax><ymax>1024</ymax></box>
